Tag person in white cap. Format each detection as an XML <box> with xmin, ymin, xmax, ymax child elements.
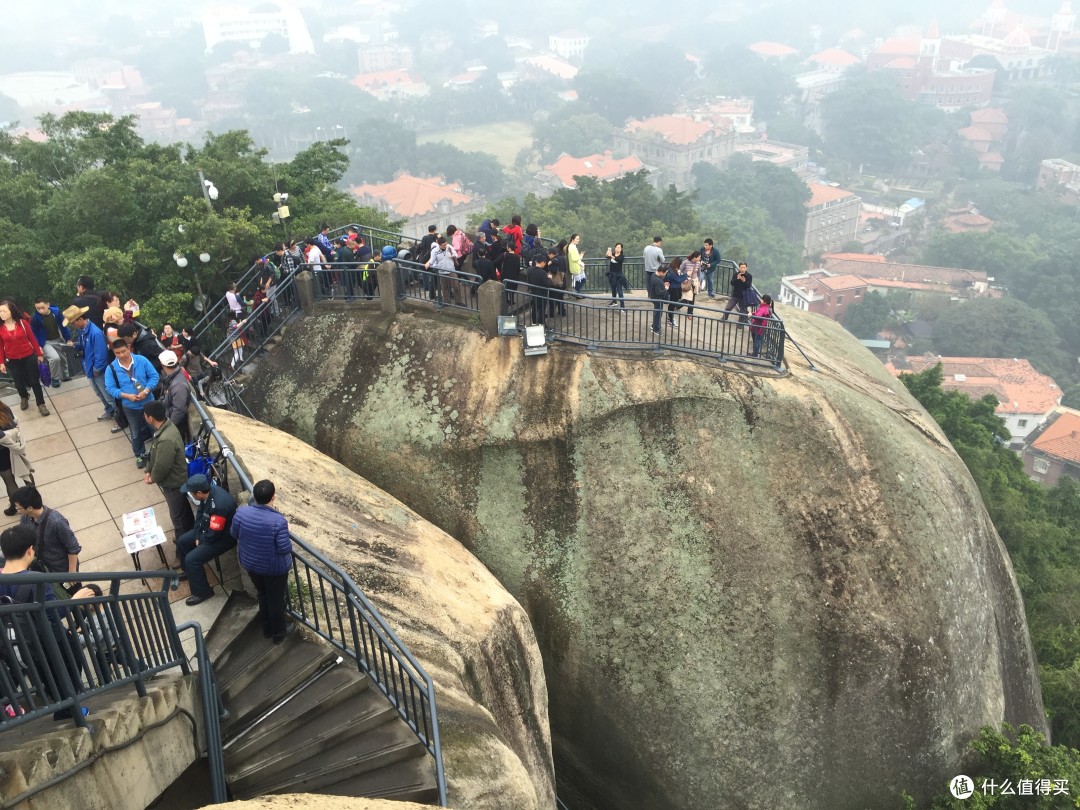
<box><xmin>159</xmin><ymin>349</ymin><xmax>190</xmax><ymax>443</ymax></box>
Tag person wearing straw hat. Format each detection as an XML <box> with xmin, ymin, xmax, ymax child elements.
<box><xmin>63</xmin><ymin>305</ymin><xmax>116</xmax><ymax>424</ymax></box>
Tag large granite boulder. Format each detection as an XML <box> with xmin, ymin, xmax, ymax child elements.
<box><xmin>210</xmin><ymin>409</ymin><xmax>555</xmax><ymax>809</ymax></box>
<box><xmin>242</xmin><ymin>306</ymin><xmax>1046</xmax><ymax>809</ymax></box>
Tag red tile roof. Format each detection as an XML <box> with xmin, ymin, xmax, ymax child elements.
<box><xmin>749</xmin><ymin>41</ymin><xmax>798</xmax><ymax>57</ymax></box>
<box><xmin>351</xmin><ymin>70</ymin><xmax>422</xmax><ymax>90</ymax></box>
<box><xmin>958</xmin><ymin>125</ymin><xmax>993</xmax><ymax>142</ymax></box>
<box><xmin>1030</xmin><ymin>410</ymin><xmax>1080</xmax><ymax>463</ymax></box>
<box><xmin>816</xmin><ymin>274</ymin><xmax>867</xmax><ymax>291</ymax></box>
<box><xmin>350</xmin><ymin>173</ymin><xmax>475</xmax><ymax>218</ymax></box>
<box><xmin>625</xmin><ymin>115</ymin><xmax>719</xmax><ymax>145</ymax></box>
<box><xmin>824</xmin><ymin>256</ymin><xmax>986</xmax><ymax>287</ymax></box>
<box><xmin>970</xmin><ymin>107</ymin><xmax>1008</xmax><ymax>124</ymax></box>
<box><xmin>899</xmin><ymin>356</ymin><xmax>1061</xmax><ymax>415</ymax></box>
<box><xmin>544</xmin><ymin>151</ymin><xmax>644</xmax><ymax>189</ymax></box>
<box><xmin>806</xmin><ymin>183</ymin><xmax>857</xmax><ymax>207</ymax></box>
<box><xmin>875</xmin><ymin>37</ymin><xmax>921</xmax><ymax>56</ymax></box>
<box><xmin>808</xmin><ymin>48</ymin><xmax>860</xmax><ymax>66</ymax></box>
<box><xmin>824</xmin><ymin>252</ymin><xmax>885</xmax><ymax>263</ymax></box>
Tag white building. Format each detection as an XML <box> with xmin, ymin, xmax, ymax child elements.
<box><xmin>549</xmin><ymin>30</ymin><xmax>590</xmax><ymax>61</ymax></box>
<box><xmin>202</xmin><ymin>5</ymin><xmax>315</xmax><ymax>55</ymax></box>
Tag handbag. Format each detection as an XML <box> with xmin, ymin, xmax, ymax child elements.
<box><xmin>741</xmin><ymin>288</ymin><xmax>761</xmax><ymax>307</ymax></box>
<box><xmin>681</xmin><ymin>279</ymin><xmax>693</xmax><ymax>292</ymax></box>
<box><xmin>38</xmin><ymin>360</ymin><xmax>51</xmax><ymax>387</ymax></box>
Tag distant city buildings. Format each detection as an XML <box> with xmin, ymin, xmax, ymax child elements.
<box><xmin>548</xmin><ymin>31</ymin><xmax>590</xmax><ymax>61</ymax></box>
<box><xmin>1023</xmin><ymin>406</ymin><xmax>1080</xmax><ymax>484</ymax></box>
<box><xmin>350</xmin><ymin>70</ymin><xmax>430</xmax><ymax>102</ymax></box>
<box><xmin>779</xmin><ymin>270</ymin><xmax>868</xmax><ymax>320</ymax></box>
<box><xmin>889</xmin><ymin>355</ymin><xmax>1061</xmax><ymax>447</ymax></box>
<box><xmin>1037</xmin><ymin>158</ymin><xmax>1080</xmax><ymax>204</ymax></box>
<box><xmin>201</xmin><ymin>4</ymin><xmax>314</xmax><ymax>55</ymax></box>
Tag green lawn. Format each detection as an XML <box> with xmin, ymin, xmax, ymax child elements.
<box><xmin>417</xmin><ymin>121</ymin><xmax>534</xmax><ymax>169</ymax></box>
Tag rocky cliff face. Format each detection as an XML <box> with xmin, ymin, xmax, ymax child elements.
<box><xmin>243</xmin><ymin>307</ymin><xmax>1046</xmax><ymax>809</ymax></box>
<box><xmin>210</xmin><ymin>408</ymin><xmax>556</xmax><ymax>810</ymax></box>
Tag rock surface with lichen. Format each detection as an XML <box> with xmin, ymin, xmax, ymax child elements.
<box><xmin>242</xmin><ymin>305</ymin><xmax>1046</xmax><ymax>809</ymax></box>
<box><xmin>210</xmin><ymin>407</ymin><xmax>555</xmax><ymax>809</ymax></box>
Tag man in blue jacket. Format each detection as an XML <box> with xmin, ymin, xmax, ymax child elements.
<box><xmin>104</xmin><ymin>339</ymin><xmax>159</xmax><ymax>468</ymax></box>
<box><xmin>231</xmin><ymin>479</ymin><xmax>293</xmax><ymax>643</ymax></box>
<box><xmin>177</xmin><ymin>474</ymin><xmax>238</xmax><ymax>607</ymax></box>
<box><xmin>31</xmin><ymin>299</ymin><xmax>73</xmax><ymax>386</ymax></box>
<box><xmin>61</xmin><ymin>305</ymin><xmax>115</xmax><ymax>423</ymax></box>
<box><xmin>700</xmin><ymin>239</ymin><xmax>722</xmax><ymax>298</ymax></box>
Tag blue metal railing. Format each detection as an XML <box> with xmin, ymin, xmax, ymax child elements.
<box><xmin>0</xmin><ymin>571</ymin><xmax>227</xmax><ymax>803</ymax></box>
<box><xmin>188</xmin><ymin>396</ymin><xmax>448</xmax><ymax>806</ymax></box>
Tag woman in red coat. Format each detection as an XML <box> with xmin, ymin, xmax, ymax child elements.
<box><xmin>0</xmin><ymin>301</ymin><xmax>48</xmax><ymax>416</ymax></box>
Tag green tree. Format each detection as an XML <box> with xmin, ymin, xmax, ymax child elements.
<box><xmin>532</xmin><ymin>107</ymin><xmax>614</xmax><ymax>160</ymax></box>
<box><xmin>704</xmin><ymin>45</ymin><xmax>796</xmax><ymax>120</ymax></box>
<box><xmin>347</xmin><ymin>119</ymin><xmax>417</xmax><ymax>183</ymax></box>
<box><xmin>693</xmin><ymin>156</ymin><xmax>810</xmax><ymax>242</ymax></box>
<box><xmin>843</xmin><ymin>291</ymin><xmax>893</xmax><ymax>339</ymax></box>
<box><xmin>1062</xmin><ymin>383</ymin><xmax>1080</xmax><ymax>410</ymax></box>
<box><xmin>821</xmin><ymin>70</ymin><xmax>943</xmax><ymax>171</ymax></box>
<box><xmin>933</xmin><ymin>298</ymin><xmax>1067</xmax><ymax>380</ymax></box>
<box><xmin>573</xmin><ymin>69</ymin><xmax>663</xmax><ymax>126</ymax></box>
<box><xmin>413</xmin><ymin>142</ymin><xmax>506</xmax><ymax>199</ymax></box>
<box><xmin>929</xmin><ymin>725</ymin><xmax>1080</xmax><ymax>808</ymax></box>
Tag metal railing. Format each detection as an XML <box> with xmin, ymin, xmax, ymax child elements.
<box><xmin>188</xmin><ymin>397</ymin><xmax>447</xmax><ymax>806</ymax></box>
<box><xmin>580</xmin><ymin>256</ymin><xmax>739</xmax><ymax>298</ymax></box>
<box><xmin>509</xmin><ymin>281</ymin><xmax>785</xmax><ymax>370</ymax></box>
<box><xmin>206</xmin><ymin>272</ymin><xmax>303</xmax><ymax>380</ymax></box>
<box><xmin>0</xmin><ymin>571</ymin><xmax>227</xmax><ymax>802</ymax></box>
<box><xmin>397</xmin><ymin>260</ymin><xmax>482</xmax><ymax>313</ymax></box>
<box><xmin>310</xmin><ymin>261</ymin><xmax>381</xmax><ymax>302</ymax></box>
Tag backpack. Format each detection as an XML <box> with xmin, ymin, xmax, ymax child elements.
<box><xmin>458</xmin><ymin>232</ymin><xmax>474</xmax><ymax>256</ymax></box>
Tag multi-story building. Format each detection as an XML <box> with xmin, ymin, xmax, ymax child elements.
<box><xmin>1037</xmin><ymin>158</ymin><xmax>1080</xmax><ymax>204</ymax></box>
<box><xmin>779</xmin><ymin>270</ymin><xmax>868</xmax><ymax>319</ymax></box>
<box><xmin>350</xmin><ymin>173</ymin><xmax>486</xmax><ymax>240</ymax></box>
<box><xmin>803</xmin><ymin>183</ymin><xmax>861</xmax><ymax>257</ymax></box>
<box><xmin>732</xmin><ymin>139</ymin><xmax>810</xmax><ymax>176</ymax></box>
<box><xmin>891</xmin><ymin>355</ymin><xmax>1061</xmax><ymax>447</ymax></box>
<box><xmin>823</xmin><ymin>255</ymin><xmax>990</xmax><ymax>297</ymax></box>
<box><xmin>358</xmin><ymin>44</ymin><xmax>413</xmax><ymax>73</ymax></box>
<box><xmin>613</xmin><ymin>114</ymin><xmax>737</xmax><ymax>190</ymax></box>
<box><xmin>549</xmin><ymin>31</ymin><xmax>590</xmax><ymax>61</ymax></box>
<box><xmin>201</xmin><ymin>5</ymin><xmax>314</xmax><ymax>54</ymax></box>
<box><xmin>1022</xmin><ymin>407</ymin><xmax>1080</xmax><ymax>484</ymax></box>
<box><xmin>867</xmin><ymin>23</ymin><xmax>996</xmax><ymax>111</ymax></box>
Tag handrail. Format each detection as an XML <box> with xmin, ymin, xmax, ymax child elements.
<box><xmin>176</xmin><ymin>621</ymin><xmax>228</xmax><ymax>803</ymax></box>
<box><xmin>188</xmin><ymin>394</ymin><xmax>448</xmax><ymax>805</ymax></box>
<box><xmin>507</xmin><ymin>284</ymin><xmax>786</xmax><ymax>370</ymax></box>
<box><xmin>207</xmin><ymin>272</ymin><xmax>302</xmax><ymax>378</ymax></box>
<box><xmin>0</xmin><ymin>572</ymin><xmax>228</xmax><ymax>802</ymax></box>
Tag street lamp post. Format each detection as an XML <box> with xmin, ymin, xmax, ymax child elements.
<box><xmin>272</xmin><ymin>192</ymin><xmax>291</xmax><ymax>240</ymax></box>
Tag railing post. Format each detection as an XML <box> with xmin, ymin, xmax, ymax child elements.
<box><xmin>478</xmin><ymin>280</ymin><xmax>505</xmax><ymax>337</ymax></box>
<box><xmin>377</xmin><ymin>261</ymin><xmax>399</xmax><ymax>314</ymax></box>
<box><xmin>295</xmin><ymin>269</ymin><xmax>316</xmax><ymax>315</ymax></box>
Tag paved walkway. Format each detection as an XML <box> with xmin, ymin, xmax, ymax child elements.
<box><xmin>0</xmin><ymin>376</ymin><xmax>238</xmax><ymax>636</ymax></box>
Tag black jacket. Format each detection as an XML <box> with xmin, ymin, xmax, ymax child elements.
<box><xmin>526</xmin><ymin>264</ymin><xmax>553</xmax><ymax>289</ymax></box>
<box><xmin>193</xmin><ymin>484</ymin><xmax>238</xmax><ymax>545</ymax></box>
<box><xmin>647</xmin><ymin>271</ymin><xmax>669</xmax><ymax>300</ymax></box>
<box><xmin>473</xmin><ymin>257</ymin><xmax>497</xmax><ymax>283</ymax></box>
<box><xmin>731</xmin><ymin>270</ymin><xmax>753</xmax><ymax>296</ymax></box>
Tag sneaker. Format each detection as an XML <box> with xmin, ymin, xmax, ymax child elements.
<box><xmin>618</xmin><ymin>308</ymin><xmax>626</xmax><ymax>314</ymax></box>
<box><xmin>19</xmin><ymin>398</ymin><xmax>28</xmax><ymax>411</ymax></box>
<box><xmin>97</xmin><ymin>412</ymin><xmax>113</xmax><ymax>421</ymax></box>
<box><xmin>607</xmin><ymin>301</ymin><xmax>617</xmax><ymax>308</ymax></box>
<box><xmin>135</xmin><ymin>456</ymin><xmax>145</xmax><ymax>469</ymax></box>
<box><xmin>651</xmin><ymin>328</ymin><xmax>661</xmax><ymax>336</ymax></box>
<box><xmin>51</xmin><ymin>380</ymin><xmax>61</xmax><ymax>388</ymax></box>
<box><xmin>668</xmin><ymin>321</ymin><xmax>679</xmax><ymax>330</ymax></box>
<box><xmin>185</xmin><ymin>593</ymin><xmax>213</xmax><ymax>607</ymax></box>
<box><xmin>38</xmin><ymin>404</ymin><xmax>49</xmax><ymax>417</ymax></box>
<box><xmin>110</xmin><ymin>424</ymin><xmax>124</xmax><ymax>434</ymax></box>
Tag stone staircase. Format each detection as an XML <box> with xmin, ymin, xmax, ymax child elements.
<box><xmin>0</xmin><ymin>673</ymin><xmax>200</xmax><ymax>809</ymax></box>
<box><xmin>206</xmin><ymin>593</ymin><xmax>439</xmax><ymax>803</ymax></box>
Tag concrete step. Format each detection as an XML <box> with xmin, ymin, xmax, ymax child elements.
<box><xmin>204</xmin><ymin>591</ymin><xmax>259</xmax><ymax>663</ymax></box>
<box><xmin>224</xmin><ymin>662</ymin><xmax>369</xmax><ymax>762</ymax></box>
<box><xmin>231</xmin><ymin>714</ymin><xmax>426</xmax><ymax>798</ymax></box>
<box><xmin>318</xmin><ymin>756</ymin><xmax>438</xmax><ymax>802</ymax></box>
<box><xmin>215</xmin><ymin>615</ymin><xmax>304</xmax><ymax>701</ymax></box>
<box><xmin>220</xmin><ymin>637</ymin><xmax>330</xmax><ymax>725</ymax></box>
<box><xmin>226</xmin><ymin>681</ymin><xmax>398</xmax><ymax>794</ymax></box>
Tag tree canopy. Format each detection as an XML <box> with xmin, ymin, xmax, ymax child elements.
<box><xmin>0</xmin><ymin>111</ymin><xmax>399</xmax><ymax>327</ymax></box>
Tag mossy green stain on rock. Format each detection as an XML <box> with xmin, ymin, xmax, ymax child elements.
<box><xmin>243</xmin><ymin>308</ymin><xmax>1046</xmax><ymax>810</ymax></box>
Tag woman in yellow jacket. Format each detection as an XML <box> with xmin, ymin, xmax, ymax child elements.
<box><xmin>568</xmin><ymin>233</ymin><xmax>587</xmax><ymax>295</ymax></box>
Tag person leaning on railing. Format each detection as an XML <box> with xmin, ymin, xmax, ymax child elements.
<box><xmin>0</xmin><ymin>524</ymin><xmax>95</xmax><ymax>721</ymax></box>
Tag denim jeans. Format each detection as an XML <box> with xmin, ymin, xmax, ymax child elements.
<box><xmin>651</xmin><ymin>300</ymin><xmax>664</xmax><ymax>332</ymax></box>
<box><xmin>89</xmin><ymin>369</ymin><xmax>115</xmax><ymax>416</ymax></box>
<box><xmin>176</xmin><ymin>530</ymin><xmax>236</xmax><ymax>599</ymax></box>
<box><xmin>704</xmin><ymin>268</ymin><xmax>715</xmax><ymax>296</ymax></box>
<box><xmin>122</xmin><ymin>405</ymin><xmax>153</xmax><ymax>459</ymax></box>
